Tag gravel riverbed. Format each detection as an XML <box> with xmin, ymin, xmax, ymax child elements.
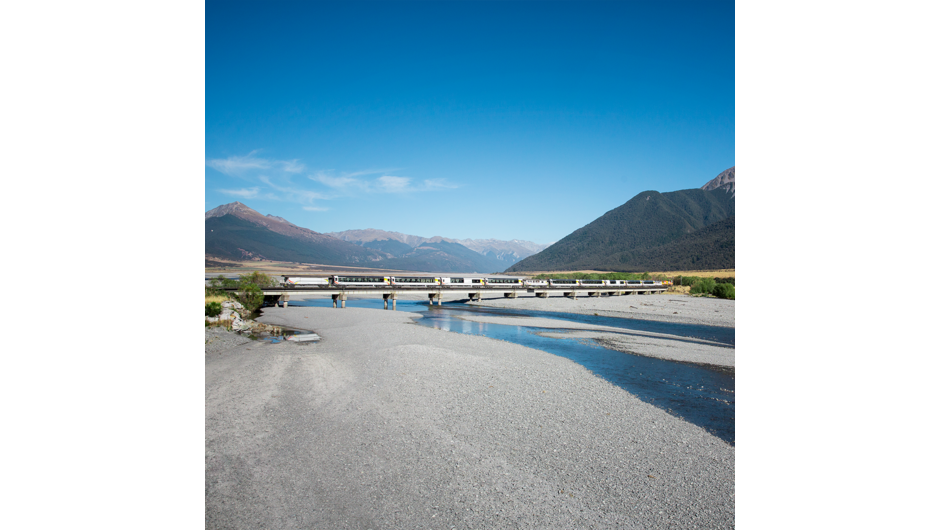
<box><xmin>466</xmin><ymin>291</ymin><xmax>735</xmax><ymax>328</ymax></box>
<box><xmin>206</xmin><ymin>306</ymin><xmax>734</xmax><ymax>529</ymax></box>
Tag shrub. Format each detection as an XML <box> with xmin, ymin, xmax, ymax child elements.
<box><xmin>205</xmin><ymin>301</ymin><xmax>222</xmax><ymax>317</ymax></box>
<box><xmin>713</xmin><ymin>283</ymin><xmax>735</xmax><ymax>299</ymax></box>
<box><xmin>680</xmin><ymin>276</ymin><xmax>702</xmax><ymax>287</ymax></box>
<box><xmin>209</xmin><ymin>275</ymin><xmax>239</xmax><ymax>289</ymax></box>
<box><xmin>238</xmin><ymin>271</ymin><xmax>279</xmax><ymax>288</ymax></box>
<box><xmin>690</xmin><ymin>278</ymin><xmax>717</xmax><ymax>295</ymax></box>
<box><xmin>714</xmin><ymin>277</ymin><xmax>735</xmax><ymax>286</ymax></box>
<box><xmin>237</xmin><ymin>283</ymin><xmax>264</xmax><ymax>313</ymax></box>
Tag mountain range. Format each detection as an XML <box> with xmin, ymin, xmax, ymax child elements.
<box><xmin>507</xmin><ymin>167</ymin><xmax>735</xmax><ymax>273</ymax></box>
<box><xmin>205</xmin><ymin>167</ymin><xmax>734</xmax><ymax>274</ymax></box>
<box><xmin>205</xmin><ymin>203</ymin><xmax>546</xmax><ymax>273</ymax></box>
<box><xmin>328</xmin><ymin>229</ymin><xmax>549</xmax><ymax>268</ymax></box>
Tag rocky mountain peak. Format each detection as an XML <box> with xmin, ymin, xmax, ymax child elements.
<box><xmin>701</xmin><ymin>166</ymin><xmax>735</xmax><ymax>197</ymax></box>
<box><xmin>205</xmin><ymin>201</ymin><xmax>259</xmax><ymax>219</ymax></box>
<box><xmin>205</xmin><ymin>202</ymin><xmax>327</xmax><ymax>240</ymax></box>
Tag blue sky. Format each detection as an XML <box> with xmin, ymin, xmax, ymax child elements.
<box><xmin>206</xmin><ymin>0</ymin><xmax>734</xmax><ymax>244</ymax></box>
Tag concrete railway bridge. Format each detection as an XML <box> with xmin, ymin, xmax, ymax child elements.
<box><xmin>224</xmin><ymin>285</ymin><xmax>669</xmax><ymax>310</ymax></box>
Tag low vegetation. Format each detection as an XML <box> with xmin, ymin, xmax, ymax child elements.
<box><xmin>529</xmin><ymin>271</ymin><xmax>735</xmax><ymax>300</ymax></box>
<box><xmin>206</xmin><ymin>271</ymin><xmax>280</xmax><ymax>315</ymax></box>
<box><xmin>205</xmin><ymin>301</ymin><xmax>222</xmax><ymax>317</ymax></box>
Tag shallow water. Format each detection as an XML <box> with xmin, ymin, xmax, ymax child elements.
<box><xmin>280</xmin><ymin>298</ymin><xmax>735</xmax><ymax>444</ymax></box>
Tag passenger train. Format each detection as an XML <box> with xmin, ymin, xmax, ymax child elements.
<box><xmin>282</xmin><ymin>275</ymin><xmax>665</xmax><ymax>288</ymax></box>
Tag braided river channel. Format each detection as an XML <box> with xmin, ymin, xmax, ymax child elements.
<box><xmin>279</xmin><ymin>298</ymin><xmax>735</xmax><ymax>445</ymax></box>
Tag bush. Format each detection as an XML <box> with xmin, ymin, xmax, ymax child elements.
<box><xmin>237</xmin><ymin>283</ymin><xmax>264</xmax><ymax>313</ymax></box>
<box><xmin>714</xmin><ymin>277</ymin><xmax>735</xmax><ymax>286</ymax></box>
<box><xmin>690</xmin><ymin>278</ymin><xmax>717</xmax><ymax>295</ymax></box>
<box><xmin>209</xmin><ymin>275</ymin><xmax>239</xmax><ymax>289</ymax></box>
<box><xmin>205</xmin><ymin>301</ymin><xmax>222</xmax><ymax>317</ymax></box>
<box><xmin>713</xmin><ymin>283</ymin><xmax>735</xmax><ymax>299</ymax></box>
<box><xmin>238</xmin><ymin>271</ymin><xmax>279</xmax><ymax>288</ymax></box>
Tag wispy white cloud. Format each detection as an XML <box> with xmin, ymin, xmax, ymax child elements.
<box><xmin>280</xmin><ymin>159</ymin><xmax>305</xmax><ymax>173</ymax></box>
<box><xmin>208</xmin><ymin>151</ymin><xmax>459</xmax><ymax>208</ymax></box>
<box><xmin>377</xmin><ymin>176</ymin><xmax>411</xmax><ymax>192</ymax></box>
<box><xmin>310</xmin><ymin>171</ymin><xmax>369</xmax><ymax>190</ymax></box>
<box><xmin>309</xmin><ymin>171</ymin><xmax>460</xmax><ymax>194</ymax></box>
<box><xmin>206</xmin><ymin>150</ymin><xmax>270</xmax><ymax>176</ymax></box>
<box><xmin>259</xmin><ymin>175</ymin><xmax>330</xmax><ymax>206</ymax></box>
<box><xmin>423</xmin><ymin>178</ymin><xmax>460</xmax><ymax>190</ymax></box>
<box><xmin>207</xmin><ymin>151</ymin><xmax>307</xmax><ymax>177</ymax></box>
<box><xmin>219</xmin><ymin>187</ymin><xmax>260</xmax><ymax>199</ymax></box>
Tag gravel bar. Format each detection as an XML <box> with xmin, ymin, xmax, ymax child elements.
<box><xmin>206</xmin><ymin>306</ymin><xmax>734</xmax><ymax>529</ymax></box>
<box><xmin>466</xmin><ymin>291</ymin><xmax>735</xmax><ymax>328</ymax></box>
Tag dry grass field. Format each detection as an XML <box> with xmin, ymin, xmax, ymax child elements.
<box><xmin>205</xmin><ymin>258</ymin><xmax>408</xmax><ymax>277</ymax></box>
<box><xmin>206</xmin><ymin>258</ymin><xmax>735</xmax><ymax>279</ymax></box>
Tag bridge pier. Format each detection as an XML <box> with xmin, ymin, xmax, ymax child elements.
<box><xmin>428</xmin><ymin>293</ymin><xmax>442</xmax><ymax>306</ymax></box>
<box><xmin>564</xmin><ymin>292</ymin><xmax>577</xmax><ymax>299</ymax></box>
<box><xmin>467</xmin><ymin>292</ymin><xmax>481</xmax><ymax>302</ymax></box>
<box><xmin>332</xmin><ymin>293</ymin><xmax>347</xmax><ymax>308</ymax></box>
<box><xmin>279</xmin><ymin>294</ymin><xmax>290</xmax><ymax>307</ymax></box>
<box><xmin>384</xmin><ymin>293</ymin><xmax>398</xmax><ymax>310</ymax></box>
<box><xmin>534</xmin><ymin>291</ymin><xmax>549</xmax><ymax>298</ymax></box>
<box><xmin>504</xmin><ymin>291</ymin><xmax>517</xmax><ymax>298</ymax></box>
<box><xmin>588</xmin><ymin>291</ymin><xmax>600</xmax><ymax>298</ymax></box>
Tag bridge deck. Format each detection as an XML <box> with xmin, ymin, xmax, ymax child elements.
<box><xmin>222</xmin><ymin>286</ymin><xmax>667</xmax><ymax>296</ymax></box>
<box><xmin>220</xmin><ymin>285</ymin><xmax>666</xmax><ymax>309</ymax></box>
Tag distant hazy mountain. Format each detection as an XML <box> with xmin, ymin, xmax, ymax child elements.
<box><xmin>206</xmin><ymin>202</ymin><xmax>384</xmax><ymax>265</ymax></box>
<box><xmin>205</xmin><ymin>202</ymin><xmax>526</xmax><ymax>273</ymax></box>
<box><xmin>507</xmin><ymin>168</ymin><xmax>735</xmax><ymax>273</ymax></box>
<box><xmin>329</xmin><ymin>229</ymin><xmax>550</xmax><ymax>267</ymax></box>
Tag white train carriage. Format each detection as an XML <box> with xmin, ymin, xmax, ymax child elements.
<box><xmin>441</xmin><ymin>277</ymin><xmax>485</xmax><ymax>287</ymax></box>
<box><xmin>523</xmin><ymin>278</ymin><xmax>548</xmax><ymax>288</ymax></box>
<box><xmin>390</xmin><ymin>276</ymin><xmax>441</xmax><ymax>287</ymax></box>
<box><xmin>484</xmin><ymin>277</ymin><xmax>524</xmax><ymax>288</ymax></box>
<box><xmin>282</xmin><ymin>276</ymin><xmax>329</xmax><ymax>287</ymax></box>
<box><xmin>606</xmin><ymin>280</ymin><xmax>626</xmax><ymax>287</ymax></box>
<box><xmin>548</xmin><ymin>279</ymin><xmax>581</xmax><ymax>287</ymax></box>
<box><xmin>331</xmin><ymin>275</ymin><xmax>390</xmax><ymax>287</ymax></box>
<box><xmin>580</xmin><ymin>279</ymin><xmax>606</xmax><ymax>287</ymax></box>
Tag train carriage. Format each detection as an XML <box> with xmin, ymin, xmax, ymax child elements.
<box><xmin>548</xmin><ymin>279</ymin><xmax>581</xmax><ymax>287</ymax></box>
<box><xmin>331</xmin><ymin>275</ymin><xmax>390</xmax><ymax>287</ymax></box>
<box><xmin>282</xmin><ymin>276</ymin><xmax>329</xmax><ymax>287</ymax></box>
<box><xmin>484</xmin><ymin>277</ymin><xmax>524</xmax><ymax>287</ymax></box>
<box><xmin>523</xmin><ymin>279</ymin><xmax>548</xmax><ymax>288</ymax></box>
<box><xmin>390</xmin><ymin>276</ymin><xmax>441</xmax><ymax>287</ymax></box>
<box><xmin>441</xmin><ymin>277</ymin><xmax>485</xmax><ymax>287</ymax></box>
